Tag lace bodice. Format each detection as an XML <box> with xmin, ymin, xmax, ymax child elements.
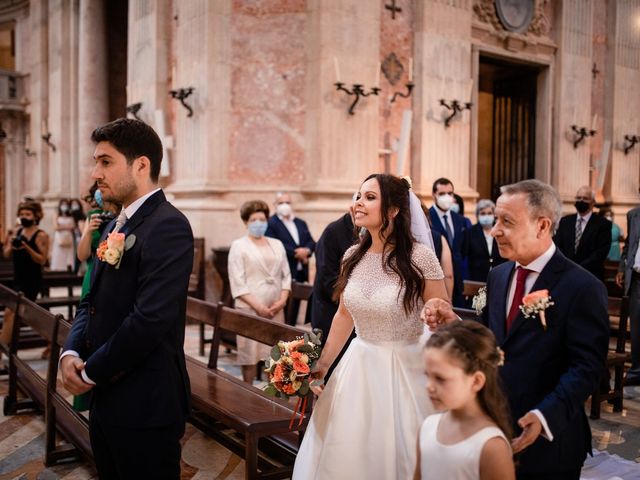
<box><xmin>343</xmin><ymin>243</ymin><xmax>444</xmax><ymax>342</ymax></box>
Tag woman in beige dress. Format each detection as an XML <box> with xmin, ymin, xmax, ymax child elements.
<box><xmin>228</xmin><ymin>200</ymin><xmax>291</xmax><ymax>383</ymax></box>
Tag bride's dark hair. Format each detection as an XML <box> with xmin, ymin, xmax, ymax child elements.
<box><xmin>333</xmin><ymin>173</ymin><xmax>424</xmax><ymax>314</ymax></box>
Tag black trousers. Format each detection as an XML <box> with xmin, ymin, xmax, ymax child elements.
<box><xmin>90</xmin><ymin>412</ymin><xmax>185</xmax><ymax>479</ymax></box>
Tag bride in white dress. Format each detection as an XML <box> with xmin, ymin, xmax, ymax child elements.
<box><xmin>293</xmin><ymin>174</ymin><xmax>451</xmax><ymax>479</ymax></box>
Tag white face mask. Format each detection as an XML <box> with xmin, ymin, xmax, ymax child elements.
<box><xmin>276</xmin><ymin>203</ymin><xmax>292</xmax><ymax>218</ymax></box>
<box><xmin>478</xmin><ymin>214</ymin><xmax>495</xmax><ymax>227</ymax></box>
<box><xmin>436</xmin><ymin>194</ymin><xmax>454</xmax><ymax>212</ymax></box>
<box><xmin>449</xmin><ymin>203</ymin><xmax>460</xmax><ymax>214</ymax></box>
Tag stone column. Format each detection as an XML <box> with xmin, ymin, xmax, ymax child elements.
<box><xmin>45</xmin><ymin>0</ymin><xmax>76</xmax><ymax>198</ymax></box>
<box><xmin>608</xmin><ymin>0</ymin><xmax>640</xmax><ymax>209</ymax></box>
<box><xmin>552</xmin><ymin>0</ymin><xmax>594</xmax><ymax>201</ymax></box>
<box><xmin>413</xmin><ymin>0</ymin><xmax>474</xmax><ymax>197</ymax></box>
<box><xmin>78</xmin><ymin>0</ymin><xmax>108</xmax><ymax>192</ymax></box>
<box><xmin>305</xmin><ymin>0</ymin><xmax>380</xmax><ymax>195</ymax></box>
<box><xmin>167</xmin><ymin>0</ymin><xmax>231</xmax><ymax>193</ymax></box>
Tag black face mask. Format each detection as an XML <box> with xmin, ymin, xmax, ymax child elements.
<box><xmin>20</xmin><ymin>217</ymin><xmax>34</xmax><ymax>228</ymax></box>
<box><xmin>574</xmin><ymin>201</ymin><xmax>591</xmax><ymax>214</ymax></box>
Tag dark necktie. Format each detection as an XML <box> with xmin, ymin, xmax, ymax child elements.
<box><xmin>507</xmin><ymin>267</ymin><xmax>532</xmax><ymax>331</ymax></box>
<box><xmin>575</xmin><ymin>217</ymin><xmax>583</xmax><ymax>253</ymax></box>
<box><xmin>443</xmin><ymin>214</ymin><xmax>454</xmax><ymax>244</ymax></box>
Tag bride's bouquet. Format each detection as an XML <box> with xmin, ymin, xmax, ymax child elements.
<box><xmin>264</xmin><ymin>329</ymin><xmax>323</xmax><ymax>428</ymax></box>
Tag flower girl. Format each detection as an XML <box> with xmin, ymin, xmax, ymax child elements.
<box><xmin>415</xmin><ymin>321</ymin><xmax>515</xmax><ymax>480</ymax></box>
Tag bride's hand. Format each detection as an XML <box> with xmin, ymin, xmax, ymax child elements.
<box><xmin>309</xmin><ymin>367</ymin><xmax>327</xmax><ymax>396</ymax></box>
<box><xmin>421</xmin><ymin>298</ymin><xmax>457</xmax><ymax>331</ymax></box>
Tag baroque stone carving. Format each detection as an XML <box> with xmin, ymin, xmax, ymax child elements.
<box><xmin>473</xmin><ymin>0</ymin><xmax>550</xmax><ymax>37</ymax></box>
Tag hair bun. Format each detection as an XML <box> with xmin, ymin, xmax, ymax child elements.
<box><xmin>400</xmin><ymin>176</ymin><xmax>412</xmax><ymax>190</ymax></box>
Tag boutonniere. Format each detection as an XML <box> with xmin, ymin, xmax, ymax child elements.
<box><xmin>472</xmin><ymin>286</ymin><xmax>487</xmax><ymax>315</ymax></box>
<box><xmin>97</xmin><ymin>232</ymin><xmax>127</xmax><ymax>269</ymax></box>
<box><xmin>520</xmin><ymin>289</ymin><xmax>555</xmax><ymax>330</ymax></box>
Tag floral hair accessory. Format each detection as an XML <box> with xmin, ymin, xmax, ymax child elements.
<box><xmin>520</xmin><ymin>289</ymin><xmax>554</xmax><ymax>330</ymax></box>
<box><xmin>472</xmin><ymin>286</ymin><xmax>487</xmax><ymax>315</ymax></box>
<box><xmin>97</xmin><ymin>232</ymin><xmax>126</xmax><ymax>269</ymax></box>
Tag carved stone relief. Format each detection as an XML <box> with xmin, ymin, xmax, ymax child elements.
<box><xmin>473</xmin><ymin>0</ymin><xmax>550</xmax><ymax>37</ymax></box>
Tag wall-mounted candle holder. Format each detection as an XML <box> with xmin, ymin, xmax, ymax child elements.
<box><xmin>335</xmin><ymin>83</ymin><xmax>380</xmax><ymax>115</ymax></box>
<box><xmin>41</xmin><ymin>132</ymin><xmax>56</xmax><ymax>152</ymax></box>
<box><xmin>169</xmin><ymin>87</ymin><xmax>195</xmax><ymax>117</ymax></box>
<box><xmin>126</xmin><ymin>102</ymin><xmax>143</xmax><ymax>121</ymax></box>
<box><xmin>624</xmin><ymin>135</ymin><xmax>640</xmax><ymax>155</ymax></box>
<box><xmin>24</xmin><ymin>148</ymin><xmax>36</xmax><ymax>157</ymax></box>
<box><xmin>390</xmin><ymin>83</ymin><xmax>414</xmax><ymax>104</ymax></box>
<box><xmin>570</xmin><ymin>125</ymin><xmax>596</xmax><ymax>149</ymax></box>
<box><xmin>439</xmin><ymin>99</ymin><xmax>472</xmax><ymax>128</ymax></box>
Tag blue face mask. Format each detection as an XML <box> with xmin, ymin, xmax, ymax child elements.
<box><xmin>478</xmin><ymin>214</ymin><xmax>495</xmax><ymax>227</ymax></box>
<box><xmin>248</xmin><ymin>220</ymin><xmax>268</xmax><ymax>238</ymax></box>
<box><xmin>94</xmin><ymin>189</ymin><xmax>104</xmax><ymax>208</ymax></box>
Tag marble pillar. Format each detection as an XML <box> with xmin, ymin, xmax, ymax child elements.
<box><xmin>414</xmin><ymin>0</ymin><xmax>474</xmax><ymax>197</ymax></box>
<box><xmin>608</xmin><ymin>0</ymin><xmax>640</xmax><ymax>208</ymax></box>
<box><xmin>78</xmin><ymin>0</ymin><xmax>108</xmax><ymax>194</ymax></box>
<box><xmin>552</xmin><ymin>0</ymin><xmax>594</xmax><ymax>201</ymax></box>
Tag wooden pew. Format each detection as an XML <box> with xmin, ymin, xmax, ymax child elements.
<box><xmin>37</xmin><ymin>272</ymin><xmax>84</xmax><ymax>320</ymax></box>
<box><xmin>285</xmin><ymin>281</ymin><xmax>313</xmax><ymax>325</ymax></box>
<box><xmin>185</xmin><ymin>298</ymin><xmax>311</xmax><ymax>480</ymax></box>
<box><xmin>3</xmin><ymin>297</ymin><xmax>56</xmax><ymax>416</ymax></box>
<box><xmin>46</xmin><ymin>317</ymin><xmax>92</xmax><ymax>465</ymax></box>
<box><xmin>590</xmin><ymin>296</ymin><xmax>631</xmax><ymax>419</ymax></box>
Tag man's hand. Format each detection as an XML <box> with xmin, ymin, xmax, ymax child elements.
<box><xmin>511</xmin><ymin>412</ymin><xmax>543</xmax><ymax>454</ymax></box>
<box><xmin>615</xmin><ymin>272</ymin><xmax>624</xmax><ymax>288</ymax></box>
<box><xmin>421</xmin><ymin>298</ymin><xmax>457</xmax><ymax>331</ymax></box>
<box><xmin>61</xmin><ymin>355</ymin><xmax>93</xmax><ymax>395</ymax></box>
<box><xmin>293</xmin><ymin>247</ymin><xmax>310</xmax><ymax>261</ymax></box>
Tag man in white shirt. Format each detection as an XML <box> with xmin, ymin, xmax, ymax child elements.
<box><xmin>60</xmin><ymin>118</ymin><xmax>193</xmax><ymax>479</ymax></box>
<box><xmin>425</xmin><ymin>179</ymin><xmax>608</xmax><ymax>479</ymax></box>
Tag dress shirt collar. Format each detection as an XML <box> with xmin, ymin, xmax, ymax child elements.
<box><xmin>515</xmin><ymin>242</ymin><xmax>556</xmax><ymax>274</ymax></box>
<box><xmin>578</xmin><ymin>211</ymin><xmax>592</xmax><ymax>224</ymax></box>
<box><xmin>124</xmin><ymin>187</ymin><xmax>162</xmax><ymax>220</ymax></box>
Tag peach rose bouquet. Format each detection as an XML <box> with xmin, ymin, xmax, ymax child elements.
<box><xmin>96</xmin><ymin>232</ymin><xmax>126</xmax><ymax>269</ymax></box>
<box><xmin>264</xmin><ymin>330</ymin><xmax>322</xmax><ymax>428</ymax></box>
<box><xmin>519</xmin><ymin>289</ymin><xmax>554</xmax><ymax>330</ymax></box>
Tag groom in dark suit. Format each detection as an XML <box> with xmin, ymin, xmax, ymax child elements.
<box><xmin>60</xmin><ymin>118</ymin><xmax>193</xmax><ymax>479</ymax></box>
<box><xmin>425</xmin><ymin>179</ymin><xmax>608</xmax><ymax>479</ymax></box>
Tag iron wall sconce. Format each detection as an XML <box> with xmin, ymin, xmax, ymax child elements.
<box><xmin>169</xmin><ymin>87</ymin><xmax>195</xmax><ymax>117</ymax></box>
<box><xmin>335</xmin><ymin>83</ymin><xmax>380</xmax><ymax>115</ymax></box>
<box><xmin>24</xmin><ymin>148</ymin><xmax>36</xmax><ymax>157</ymax></box>
<box><xmin>126</xmin><ymin>102</ymin><xmax>143</xmax><ymax>121</ymax></box>
<box><xmin>439</xmin><ymin>99</ymin><xmax>472</xmax><ymax>128</ymax></box>
<box><xmin>390</xmin><ymin>83</ymin><xmax>414</xmax><ymax>104</ymax></box>
<box><xmin>570</xmin><ymin>125</ymin><xmax>596</xmax><ymax>149</ymax></box>
<box><xmin>624</xmin><ymin>135</ymin><xmax>640</xmax><ymax>155</ymax></box>
<box><xmin>41</xmin><ymin>132</ymin><xmax>56</xmax><ymax>152</ymax></box>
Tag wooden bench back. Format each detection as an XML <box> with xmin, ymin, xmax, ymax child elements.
<box><xmin>15</xmin><ymin>298</ymin><xmax>58</xmax><ymax>343</ymax></box>
<box><xmin>188</xmin><ymin>237</ymin><xmax>205</xmax><ymax>299</ymax></box>
<box><xmin>607</xmin><ymin>296</ymin><xmax>630</xmax><ymax>354</ymax></box>
<box><xmin>213</xmin><ymin>305</ymin><xmax>307</xmax><ymax>369</ymax></box>
<box><xmin>0</xmin><ymin>282</ymin><xmax>21</xmax><ymax>311</ymax></box>
<box><xmin>463</xmin><ymin>280</ymin><xmax>485</xmax><ymax>298</ymax></box>
<box><xmin>286</xmin><ymin>281</ymin><xmax>313</xmax><ymax>324</ymax></box>
<box><xmin>453</xmin><ymin>307</ymin><xmax>478</xmax><ymax>321</ymax></box>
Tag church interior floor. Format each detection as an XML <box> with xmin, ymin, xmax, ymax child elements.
<box><xmin>0</xmin><ymin>323</ymin><xmax>639</xmax><ymax>479</ymax></box>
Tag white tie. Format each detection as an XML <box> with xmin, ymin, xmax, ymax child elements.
<box><xmin>113</xmin><ymin>209</ymin><xmax>128</xmax><ymax>233</ymax></box>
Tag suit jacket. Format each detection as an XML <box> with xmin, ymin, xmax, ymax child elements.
<box><xmin>227</xmin><ymin>235</ymin><xmax>292</xmax><ymax>310</ymax></box>
<box><xmin>619</xmin><ymin>206</ymin><xmax>640</xmax><ymax>294</ymax></box>
<box><xmin>554</xmin><ymin>212</ymin><xmax>611</xmax><ymax>280</ymax></box>
<box><xmin>266</xmin><ymin>215</ymin><xmax>316</xmax><ymax>281</ymax></box>
<box><xmin>311</xmin><ymin>213</ymin><xmax>356</xmax><ymax>338</ymax></box>
<box><xmin>463</xmin><ymin>223</ymin><xmax>506</xmax><ymax>282</ymax></box>
<box><xmin>481</xmin><ymin>249</ymin><xmax>608</xmax><ymax>475</ymax></box>
<box><xmin>64</xmin><ymin>190</ymin><xmax>193</xmax><ymax>428</ymax></box>
<box><xmin>429</xmin><ymin>206</ymin><xmax>467</xmax><ymax>306</ymax></box>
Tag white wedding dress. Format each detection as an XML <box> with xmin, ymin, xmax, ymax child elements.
<box><xmin>293</xmin><ymin>243</ymin><xmax>443</xmax><ymax>479</ymax></box>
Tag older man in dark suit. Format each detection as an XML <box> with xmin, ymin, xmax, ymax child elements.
<box><xmin>425</xmin><ymin>179</ymin><xmax>609</xmax><ymax>479</ymax></box>
<box><xmin>553</xmin><ymin>186</ymin><xmax>611</xmax><ymax>280</ymax></box>
<box><xmin>60</xmin><ymin>119</ymin><xmax>193</xmax><ymax>479</ymax></box>
<box><xmin>616</xmin><ymin>205</ymin><xmax>640</xmax><ymax>385</ymax></box>
<box><xmin>266</xmin><ymin>192</ymin><xmax>316</xmax><ymax>325</ymax></box>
